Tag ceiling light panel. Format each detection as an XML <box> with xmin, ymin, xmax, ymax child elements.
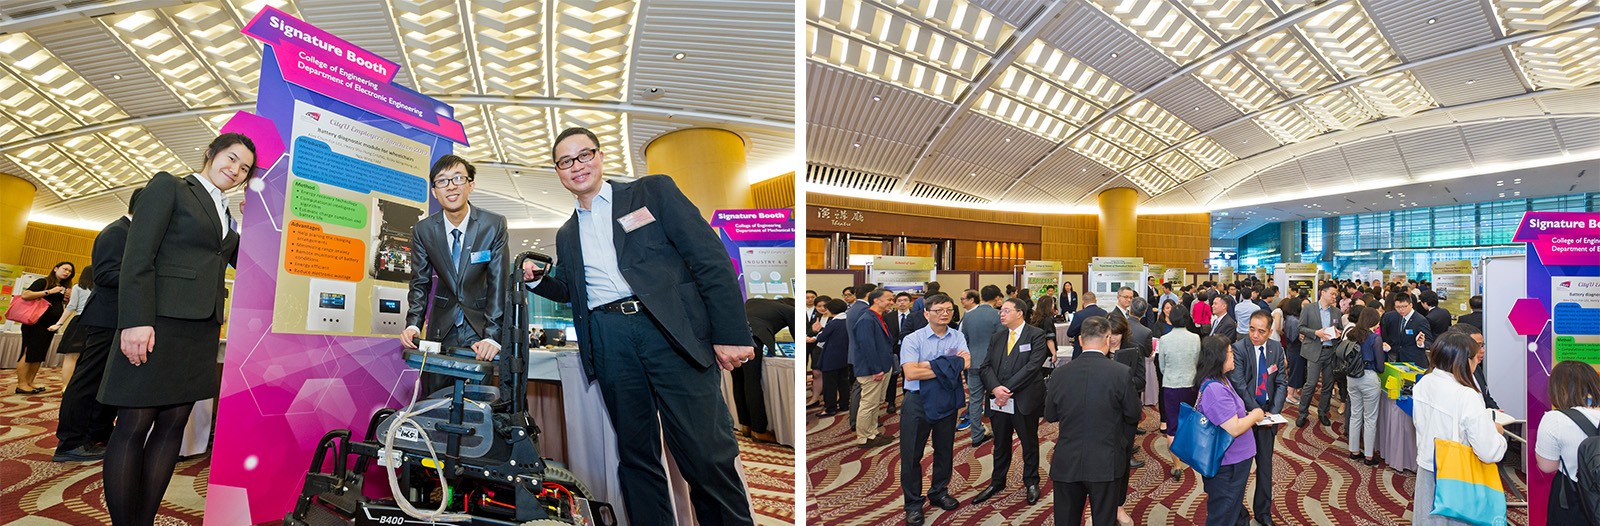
<box><xmin>1094</xmin><ymin>116</ymin><xmax>1166</xmax><ymax>156</ymax></box>
<box><xmin>807</xmin><ymin>0</ymin><xmax>1001</xmax><ymax>101</ymax></box>
<box><xmin>1299</xmin><ymin>88</ymin><xmax>1376</xmax><ymax>131</ymax></box>
<box><xmin>0</xmin><ymin>34</ymin><xmax>125</xmax><ymax>130</ymax></box>
<box><xmin>451</xmin><ymin>104</ymin><xmax>500</xmax><ymax>162</ymax></box>
<box><xmin>1254</xmin><ymin>106</ymin><xmax>1321</xmax><ymax>144</ymax></box>
<box><xmin>389</xmin><ymin>0</ymin><xmax>475</xmax><ymax>95</ymax></box>
<box><xmin>1492</xmin><ymin>0</ymin><xmax>1599</xmax><ymax>34</ymax></box>
<box><xmin>552</xmin><ymin>0</ymin><xmax>639</xmax><ymax>100</ymax></box>
<box><xmin>229</xmin><ymin>0</ymin><xmax>301</xmax><ymax>19</ymax></box>
<box><xmin>472</xmin><ymin>0</ymin><xmax>546</xmax><ymax>96</ymax></box>
<box><xmin>5</xmin><ymin>144</ymin><xmax>102</xmax><ymax>198</ymax></box>
<box><xmin>204</xmin><ymin>112</ymin><xmax>235</xmax><ymax>134</ymax></box>
<box><xmin>887</xmin><ymin>0</ymin><xmax>1016</xmax><ymax>50</ymax></box>
<box><xmin>807</xmin><ymin>27</ymin><xmax>969</xmax><ymax>100</ymax></box>
<box><xmin>490</xmin><ymin>105</ymin><xmax>553</xmax><ymax>169</ymax></box>
<box><xmin>56</xmin><ymin>135</ymin><xmax>144</xmax><ymax>188</ymax></box>
<box><xmin>1241</xmin><ymin>31</ymin><xmax>1338</xmax><ymax>94</ymax></box>
<box><xmin>1085</xmin><ymin>0</ymin><xmax>1219</xmax><ymax>65</ymax></box>
<box><xmin>1015</xmin><ymin>40</ymin><xmax>1131</xmax><ymax>107</ymax></box>
<box><xmin>1124</xmin><ymin>163</ymin><xmax>1177</xmax><ymax>194</ymax></box>
<box><xmin>102</xmin><ymin>126</ymin><xmax>187</xmax><ymax>180</ymax></box>
<box><xmin>101</xmin><ymin>11</ymin><xmax>233</xmax><ymax>109</ymax></box>
<box><xmin>990</xmin><ymin>66</ymin><xmax>1098</xmax><ymax>124</ymax></box>
<box><xmin>1514</xmin><ymin>27</ymin><xmax>1600</xmax><ymax>90</ymax></box>
<box><xmin>1195</xmin><ymin>55</ymin><xmax>1282</xmax><ymax>112</ymax></box>
<box><xmin>1296</xmin><ymin>3</ymin><xmax>1399</xmax><ymax>77</ymax></box>
<box><xmin>165</xmin><ymin>2</ymin><xmax>268</xmax><ymax>100</ymax></box>
<box><xmin>1353</xmin><ymin>71</ymin><xmax>1438</xmax><ymax>117</ymax></box>
<box><xmin>1069</xmin><ymin>132</ymin><xmax>1139</xmax><ymax>171</ymax></box>
<box><xmin>1120</xmin><ymin>98</ymin><xmax>1197</xmax><ymax>144</ymax></box>
<box><xmin>555</xmin><ymin>108</ymin><xmax>630</xmax><ymax>177</ymax></box>
<box><xmin>1152</xmin><ymin>150</ymin><xmax>1204</xmax><ymax>182</ymax></box>
<box><xmin>0</xmin><ymin>112</ymin><xmax>30</xmax><ymax>145</ymax></box>
<box><xmin>1180</xmin><ymin>0</ymin><xmax>1280</xmax><ymax>42</ymax></box>
<box><xmin>974</xmin><ymin>90</ymin><xmax>1076</xmax><ymax>141</ymax></box>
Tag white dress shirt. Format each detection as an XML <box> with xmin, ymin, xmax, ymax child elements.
<box><xmin>191</xmin><ymin>173</ymin><xmax>231</xmax><ymax>238</ymax></box>
<box><xmin>1411</xmin><ymin>369</ymin><xmax>1507</xmax><ymax>472</ymax></box>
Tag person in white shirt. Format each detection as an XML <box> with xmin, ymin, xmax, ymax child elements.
<box><xmin>1535</xmin><ymin>360</ymin><xmax>1600</xmax><ymax>523</ymax></box>
<box><xmin>1411</xmin><ymin>331</ymin><xmax>1507</xmax><ymax>525</ymax></box>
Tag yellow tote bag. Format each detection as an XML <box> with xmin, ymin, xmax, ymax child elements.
<box><xmin>1431</xmin><ymin>437</ymin><xmax>1506</xmax><ymax>526</ymax></box>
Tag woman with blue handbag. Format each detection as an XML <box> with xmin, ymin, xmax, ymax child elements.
<box><xmin>1194</xmin><ymin>335</ymin><xmax>1265</xmax><ymax>526</ymax></box>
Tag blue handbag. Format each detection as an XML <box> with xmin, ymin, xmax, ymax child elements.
<box><xmin>1170</xmin><ymin>380</ymin><xmax>1235</xmax><ymax>477</ymax></box>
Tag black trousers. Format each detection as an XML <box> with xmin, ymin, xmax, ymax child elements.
<box><xmin>899</xmin><ymin>391</ymin><xmax>955</xmax><ymax>511</ymax></box>
<box><xmin>55</xmin><ymin>325</ymin><xmax>118</xmax><ymax>452</ymax></box>
<box><xmin>1251</xmin><ymin>425</ymin><xmax>1278</xmax><ymax>520</ymax></box>
<box><xmin>820</xmin><ymin>368</ymin><xmax>850</xmax><ymax>413</ymax></box>
<box><xmin>730</xmin><ymin>352</ymin><xmax>768</xmax><ymax>432</ymax></box>
<box><xmin>1053</xmin><ymin>479</ymin><xmax>1120</xmax><ymax>526</ymax></box>
<box><xmin>589</xmin><ymin>309</ymin><xmax>752</xmax><ymax>526</ymax></box>
<box><xmin>988</xmin><ymin>410</ymin><xmax>1040</xmax><ymax>487</ymax></box>
<box><xmin>1203</xmin><ymin>461</ymin><xmax>1251</xmax><ymax>526</ymax></box>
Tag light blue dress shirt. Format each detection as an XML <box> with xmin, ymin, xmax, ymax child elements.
<box><xmin>1235</xmin><ymin>299</ymin><xmax>1261</xmax><ymax>334</ymax></box>
<box><xmin>899</xmin><ymin>325</ymin><xmax>966</xmax><ymax>391</ymax></box>
<box><xmin>576</xmin><ymin>182</ymin><xmax>635</xmax><ymax>310</ymax></box>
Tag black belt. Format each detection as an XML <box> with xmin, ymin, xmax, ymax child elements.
<box><xmin>592</xmin><ymin>296</ymin><xmax>645</xmax><ymax>315</ymax></box>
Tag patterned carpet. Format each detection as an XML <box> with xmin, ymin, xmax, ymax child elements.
<box><xmin>806</xmin><ymin>393</ymin><xmax>1528</xmax><ymax>526</ymax></box>
<box><xmin>2</xmin><ymin>369</ymin><xmax>795</xmax><ymax>525</ymax></box>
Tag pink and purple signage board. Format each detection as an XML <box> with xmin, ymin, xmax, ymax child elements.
<box><xmin>711</xmin><ymin>208</ymin><xmax>795</xmax><ymax>300</ymax></box>
<box><xmin>203</xmin><ymin>10</ymin><xmax>458</xmax><ymax>525</ymax></box>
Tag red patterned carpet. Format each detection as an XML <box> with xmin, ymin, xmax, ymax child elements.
<box><xmin>3</xmin><ymin>369</ymin><xmax>795</xmax><ymax>525</ymax></box>
<box><xmin>807</xmin><ymin>395</ymin><xmax>1527</xmax><ymax>525</ymax></box>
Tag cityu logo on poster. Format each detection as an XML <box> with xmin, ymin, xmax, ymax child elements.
<box><xmin>1515</xmin><ymin>212</ymin><xmax>1600</xmax><ymax>266</ymax></box>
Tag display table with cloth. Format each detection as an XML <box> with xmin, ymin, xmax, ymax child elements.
<box><xmin>0</xmin><ymin>331</ymin><xmax>64</xmax><ymax>369</ymax></box>
<box><xmin>1143</xmin><ymin>355</ymin><xmax>1159</xmax><ymax>406</ymax></box>
<box><xmin>1376</xmin><ymin>396</ymin><xmax>1418</xmax><ymax>472</ymax></box>
<box><xmin>762</xmin><ymin>357</ymin><xmax>795</xmax><ymax>446</ymax></box>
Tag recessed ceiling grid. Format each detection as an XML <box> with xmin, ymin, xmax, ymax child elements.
<box><xmin>806</xmin><ymin>0</ymin><xmax>1016</xmax><ymax>101</ymax></box>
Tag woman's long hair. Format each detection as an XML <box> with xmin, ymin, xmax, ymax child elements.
<box><xmin>1030</xmin><ymin>294</ymin><xmax>1057</xmax><ymax>326</ymax></box>
<box><xmin>43</xmin><ymin>261</ymin><xmax>75</xmax><ymax>290</ymax></box>
<box><xmin>1427</xmin><ymin>331</ymin><xmax>1481</xmax><ymax>392</ymax></box>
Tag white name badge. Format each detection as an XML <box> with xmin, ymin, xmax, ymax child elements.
<box><xmin>618</xmin><ymin>207</ymin><xmax>657</xmax><ymax>232</ymax></box>
<box><xmin>1018</xmin><ymin>343</ymin><xmax>1031</xmax><ymax>352</ymax></box>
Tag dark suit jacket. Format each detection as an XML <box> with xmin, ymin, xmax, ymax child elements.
<box><xmin>1044</xmin><ymin>351</ymin><xmax>1140</xmax><ymax>483</ymax></box>
<box><xmin>745</xmin><ymin>298</ymin><xmax>794</xmax><ymax>356</ymax></box>
<box><xmin>1381</xmin><ymin>310</ymin><xmax>1433</xmax><ymax>364</ymax></box>
<box><xmin>897</xmin><ymin>309</ymin><xmax>927</xmax><ymax>341</ymax></box>
<box><xmin>1425</xmin><ymin>307</ymin><xmax>1452</xmax><ymax>336</ymax></box>
<box><xmin>1113</xmin><ymin>346</ymin><xmax>1146</xmax><ymax>393</ymax></box>
<box><xmin>884</xmin><ymin>310</ymin><xmax>903</xmax><ymax>355</ymax></box>
<box><xmin>1230</xmin><ymin>338</ymin><xmax>1289</xmax><ymax>413</ymax></box>
<box><xmin>120</xmin><ymin>173</ymin><xmax>238</xmax><ymax>327</ymax></box>
<box><xmin>528</xmin><ymin>176</ymin><xmax>750</xmax><ymax>378</ymax></box>
<box><xmin>408</xmin><ymin>207</ymin><xmax>508</xmax><ymax>344</ymax></box>
<box><xmin>849</xmin><ymin>309</ymin><xmax>895</xmax><ymax>376</ymax></box>
<box><xmin>815</xmin><ymin>317</ymin><xmax>850</xmax><ymax>372</ymax></box>
<box><xmin>1060</xmin><ymin>290</ymin><xmax>1078</xmax><ymax>313</ymax></box>
<box><xmin>1066</xmin><ymin>304</ymin><xmax>1107</xmax><ymax>357</ymax></box>
<box><xmin>80</xmin><ymin>216</ymin><xmax>129</xmax><ymax>329</ymax></box>
<box><xmin>980</xmin><ymin>324</ymin><xmax>1051</xmax><ymax>416</ymax></box>
<box><xmin>1298</xmin><ymin>303</ymin><xmax>1344</xmax><ymax>360</ymax></box>
<box><xmin>1457</xmin><ymin>311</ymin><xmax>1484</xmax><ymax>331</ymax></box>
<box><xmin>1126</xmin><ymin>318</ymin><xmax>1153</xmax><ymax>358</ymax></box>
<box><xmin>845</xmin><ymin>299</ymin><xmax>869</xmax><ymax>364</ymax></box>
<box><xmin>1208</xmin><ymin>315</ymin><xmax>1237</xmax><ymax>344</ymax></box>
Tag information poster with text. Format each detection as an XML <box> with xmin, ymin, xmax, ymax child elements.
<box><xmin>1283</xmin><ymin>262</ymin><xmax>1319</xmax><ymax>298</ymax></box>
<box><xmin>711</xmin><ymin>208</ymin><xmax>795</xmax><ymax>300</ymax></box>
<box><xmin>1089</xmin><ymin>257</ymin><xmax>1144</xmax><ymax>311</ymax></box>
<box><xmin>1219</xmin><ymin>266</ymin><xmax>1234</xmax><ymax>284</ymax></box>
<box><xmin>1431</xmin><ymin>260</ymin><xmax>1474</xmax><ymax>315</ymax></box>
<box><xmin>871</xmin><ymin>255</ymin><xmax>936</xmax><ymax>294</ymax></box>
<box><xmin>0</xmin><ymin>263</ymin><xmax>23</xmax><ymax>332</ymax></box>
<box><xmin>1164</xmin><ymin>267</ymin><xmax>1187</xmax><ymax>287</ymax></box>
<box><xmin>1023</xmin><ymin>260</ymin><xmax>1062</xmax><ymax>296</ymax></box>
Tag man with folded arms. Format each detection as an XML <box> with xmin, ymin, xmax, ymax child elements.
<box><xmin>897</xmin><ymin>293</ymin><xmax>970</xmax><ymax>525</ymax></box>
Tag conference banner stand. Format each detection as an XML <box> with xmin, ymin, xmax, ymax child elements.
<box><xmin>1089</xmin><ymin>257</ymin><xmax>1144</xmax><ymax>311</ymax></box>
<box><xmin>1517</xmin><ymin>211</ymin><xmax>1600</xmax><ymax>526</ymax></box>
<box><xmin>869</xmin><ymin>255</ymin><xmax>935</xmax><ymax>294</ymax></box>
<box><xmin>1219</xmin><ymin>266</ymin><xmax>1234</xmax><ymax>284</ymax></box>
<box><xmin>711</xmin><ymin>209</ymin><xmax>796</xmax><ymax>300</ymax></box>
<box><xmin>1164</xmin><ymin>267</ymin><xmax>1187</xmax><ymax>288</ymax></box>
<box><xmin>1023</xmin><ymin>260</ymin><xmax>1063</xmax><ymax>297</ymax></box>
<box><xmin>1431</xmin><ymin>260</ymin><xmax>1475</xmax><ymax>316</ymax></box>
<box><xmin>1277</xmin><ymin>262</ymin><xmax>1318</xmax><ymax>298</ymax></box>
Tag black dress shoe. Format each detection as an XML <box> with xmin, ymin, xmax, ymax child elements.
<box><xmin>1295</xmin><ymin>415</ymin><xmax>1309</xmax><ymax>428</ymax></box>
<box><xmin>972</xmin><ymin>485</ymin><xmax>1003</xmax><ymax>505</ymax></box>
<box><xmin>905</xmin><ymin>507</ymin><xmax>924</xmax><ymax>526</ymax></box>
<box><xmin>1349</xmin><ymin>451</ymin><xmax>1365</xmax><ymax>460</ymax></box>
<box><xmin>971</xmin><ymin>433</ymin><xmax>992</xmax><ymax>448</ymax></box>
<box><xmin>1025</xmin><ymin>484</ymin><xmax>1040</xmax><ymax>505</ymax></box>
<box><xmin>1257</xmin><ymin>513</ymin><xmax>1277</xmax><ymax>526</ymax></box>
<box><xmin>52</xmin><ymin>445</ymin><xmax>106</xmax><ymax>462</ymax></box>
<box><xmin>931</xmin><ymin>494</ymin><xmax>959</xmax><ymax>511</ymax></box>
<box><xmin>887</xmin><ymin>405</ymin><xmax>898</xmax><ymax>415</ymax></box>
<box><xmin>1170</xmin><ymin>468</ymin><xmax>1184</xmax><ymax>481</ymax></box>
<box><xmin>1364</xmin><ymin>457</ymin><xmax>1381</xmax><ymax>466</ymax></box>
<box><xmin>1129</xmin><ymin>459</ymin><xmax>1146</xmax><ymax>469</ymax></box>
<box><xmin>1319</xmin><ymin>416</ymin><xmax>1332</xmax><ymax>427</ymax></box>
<box><xmin>1134</xmin><ymin>427</ymin><xmax>1148</xmax><ymax>435</ymax></box>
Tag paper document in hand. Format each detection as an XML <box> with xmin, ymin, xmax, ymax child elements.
<box><xmin>990</xmin><ymin>398</ymin><xmax>1015</xmax><ymax>414</ymax></box>
<box><xmin>1257</xmin><ymin>413</ymin><xmax>1289</xmax><ymax>426</ymax></box>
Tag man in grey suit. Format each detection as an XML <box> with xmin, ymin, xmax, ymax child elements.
<box><xmin>1297</xmin><ymin>282</ymin><xmax>1345</xmax><ymax>428</ymax></box>
<box><xmin>1231</xmin><ymin>310</ymin><xmax>1290</xmax><ymax>526</ymax></box>
<box><xmin>399</xmin><ymin>155</ymin><xmax>511</xmax><ymax>401</ymax></box>
<box><xmin>1123</xmin><ymin>297</ymin><xmax>1154</xmax><ymax>443</ymax></box>
<box><xmin>957</xmin><ymin>286</ymin><xmax>1002</xmax><ymax>446</ymax></box>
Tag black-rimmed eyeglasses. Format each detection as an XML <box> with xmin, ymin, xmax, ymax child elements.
<box><xmin>555</xmin><ymin>148</ymin><xmax>598</xmax><ymax>170</ymax></box>
<box><xmin>432</xmin><ymin>175</ymin><xmax>472</xmax><ymax>188</ymax></box>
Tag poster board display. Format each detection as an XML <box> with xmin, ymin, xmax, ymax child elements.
<box><xmin>1219</xmin><ymin>266</ymin><xmax>1234</xmax><ymax>284</ymax></box>
<box><xmin>1282</xmin><ymin>263</ymin><xmax>1319</xmax><ymax>298</ymax></box>
<box><xmin>0</xmin><ymin>263</ymin><xmax>24</xmax><ymax>332</ymax></box>
<box><xmin>1023</xmin><ymin>260</ymin><xmax>1062</xmax><ymax>297</ymax></box>
<box><xmin>1089</xmin><ymin>257</ymin><xmax>1144</xmax><ymax>311</ymax></box>
<box><xmin>870</xmin><ymin>256</ymin><xmax>935</xmax><ymax>294</ymax></box>
<box><xmin>1254</xmin><ymin>266</ymin><xmax>1268</xmax><ymax>282</ymax></box>
<box><xmin>711</xmin><ymin>209</ymin><xmax>795</xmax><ymax>300</ymax></box>
<box><xmin>1163</xmin><ymin>267</ymin><xmax>1187</xmax><ymax>287</ymax></box>
<box><xmin>1431</xmin><ymin>260</ymin><xmax>1475</xmax><ymax>315</ymax></box>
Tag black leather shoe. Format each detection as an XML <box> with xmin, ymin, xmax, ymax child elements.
<box><xmin>1134</xmin><ymin>427</ymin><xmax>1148</xmax><ymax>435</ymax></box>
<box><xmin>1349</xmin><ymin>451</ymin><xmax>1365</xmax><ymax>460</ymax></box>
<box><xmin>972</xmin><ymin>485</ymin><xmax>1003</xmax><ymax>505</ymax></box>
<box><xmin>971</xmin><ymin>433</ymin><xmax>992</xmax><ymax>448</ymax></box>
<box><xmin>1364</xmin><ymin>457</ymin><xmax>1381</xmax><ymax>466</ymax></box>
<box><xmin>1295</xmin><ymin>416</ymin><xmax>1309</xmax><ymax>428</ymax></box>
<box><xmin>1025</xmin><ymin>484</ymin><xmax>1040</xmax><ymax>505</ymax></box>
<box><xmin>1319</xmin><ymin>416</ymin><xmax>1333</xmax><ymax>427</ymax></box>
<box><xmin>1257</xmin><ymin>513</ymin><xmax>1277</xmax><ymax>526</ymax></box>
<box><xmin>931</xmin><ymin>494</ymin><xmax>959</xmax><ymax>511</ymax></box>
<box><xmin>887</xmin><ymin>405</ymin><xmax>897</xmax><ymax>415</ymax></box>
<box><xmin>1129</xmin><ymin>459</ymin><xmax>1145</xmax><ymax>470</ymax></box>
<box><xmin>905</xmin><ymin>507</ymin><xmax>924</xmax><ymax>526</ymax></box>
<box><xmin>52</xmin><ymin>445</ymin><xmax>106</xmax><ymax>462</ymax></box>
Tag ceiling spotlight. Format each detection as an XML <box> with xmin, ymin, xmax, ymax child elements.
<box><xmin>541</xmin><ymin>190</ymin><xmax>548</xmax><ymax>194</ymax></box>
<box><xmin>112</xmin><ymin>74</ymin><xmax>122</xmax><ymax>80</ymax></box>
<box><xmin>1465</xmin><ymin>79</ymin><xmax>1476</xmax><ymax>85</ymax></box>
<box><xmin>1496</xmin><ymin>180</ymin><xmax>1504</xmax><ymax>186</ymax></box>
<box><xmin>969</xmin><ymin>172</ymin><xmax>976</xmax><ymax>177</ymax></box>
<box><xmin>1110</xmin><ymin>52</ymin><xmax>1120</xmax><ymax>59</ymax></box>
<box><xmin>1193</xmin><ymin>106</ymin><xmax>1200</xmax><ymax>111</ymax></box>
<box><xmin>871</xmin><ymin>95</ymin><xmax>882</xmax><ymax>102</ymax></box>
<box><xmin>1082</xmin><ymin>168</ymin><xmax>1088</xmax><ymax>172</ymax></box>
<box><xmin>851</xmin><ymin>142</ymin><xmax>861</xmax><ymax>148</ymax></box>
<box><xmin>1513</xmin><ymin>178</ymin><xmax>1521</xmax><ymax>183</ymax></box>
<box><xmin>673</xmin><ymin>52</ymin><xmax>686</xmax><ymax>60</ymax></box>
<box><xmin>1427</xmin><ymin>18</ymin><xmax>1436</xmax><ymax>24</ymax></box>
<box><xmin>1003</xmin><ymin>137</ymin><xmax>1011</xmax><ymax>142</ymax></box>
<box><xmin>511</xmin><ymin>171</ymin><xmax>520</xmax><ymax>178</ymax></box>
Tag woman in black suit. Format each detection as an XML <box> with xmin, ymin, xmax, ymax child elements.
<box><xmin>16</xmin><ymin>261</ymin><xmax>76</xmax><ymax>394</ymax></box>
<box><xmin>99</xmin><ymin>133</ymin><xmax>254</xmax><ymax>526</ymax></box>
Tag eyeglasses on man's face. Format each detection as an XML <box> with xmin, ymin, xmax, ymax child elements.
<box><xmin>555</xmin><ymin>148</ymin><xmax>598</xmax><ymax>170</ymax></box>
<box><xmin>432</xmin><ymin>174</ymin><xmax>472</xmax><ymax>188</ymax></box>
<box><xmin>927</xmin><ymin>308</ymin><xmax>954</xmax><ymax>315</ymax></box>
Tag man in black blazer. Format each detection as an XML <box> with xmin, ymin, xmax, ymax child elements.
<box><xmin>1381</xmin><ymin>293</ymin><xmax>1432</xmax><ymax>365</ymax></box>
<box><xmin>1457</xmin><ymin>295</ymin><xmax>1484</xmax><ymax>332</ymax></box>
<box><xmin>1066</xmin><ymin>291</ymin><xmax>1107</xmax><ymax>358</ymax></box>
<box><xmin>973</xmin><ymin>298</ymin><xmax>1051</xmax><ymax>506</ymax></box>
<box><xmin>1207</xmin><ymin>295</ymin><xmax>1237</xmax><ymax>345</ymax></box>
<box><xmin>737</xmin><ymin>297</ymin><xmax>793</xmax><ymax>442</ymax></box>
<box><xmin>400</xmin><ymin>155</ymin><xmax>511</xmax><ymax>401</ymax></box>
<box><xmin>1059</xmin><ymin>281</ymin><xmax>1079</xmax><ymax>314</ymax></box>
<box><xmin>523</xmin><ymin>127</ymin><xmax>756</xmax><ymax>526</ymax></box>
<box><xmin>1231</xmin><ymin>310</ymin><xmax>1290</xmax><ymax>526</ymax></box>
<box><xmin>849</xmin><ymin>289</ymin><xmax>897</xmax><ymax>448</ymax></box>
<box><xmin>1045</xmin><ymin>316</ymin><xmax>1141</xmax><ymax>526</ymax></box>
<box><xmin>54</xmin><ymin>189</ymin><xmax>142</xmax><ymax>462</ymax></box>
<box><xmin>1421</xmin><ymin>290</ymin><xmax>1452</xmax><ymax>336</ymax></box>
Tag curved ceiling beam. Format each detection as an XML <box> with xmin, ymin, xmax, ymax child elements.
<box><xmin>1114</xmin><ymin>14</ymin><xmax>1600</xmax><ymax>186</ymax></box>
<box><xmin>992</xmin><ymin>0</ymin><xmax>1353</xmax><ymax>202</ymax></box>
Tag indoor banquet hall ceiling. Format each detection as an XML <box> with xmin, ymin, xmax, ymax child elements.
<box><xmin>0</xmin><ymin>0</ymin><xmax>795</xmax><ymax>230</ymax></box>
<box><xmin>805</xmin><ymin>0</ymin><xmax>1600</xmax><ymax>218</ymax></box>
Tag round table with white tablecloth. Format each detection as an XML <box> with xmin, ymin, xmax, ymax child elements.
<box><xmin>1376</xmin><ymin>396</ymin><xmax>1418</xmax><ymax>472</ymax></box>
<box><xmin>0</xmin><ymin>331</ymin><xmax>64</xmax><ymax>369</ymax></box>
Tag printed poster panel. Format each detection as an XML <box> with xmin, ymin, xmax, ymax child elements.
<box><xmin>1023</xmin><ymin>260</ymin><xmax>1062</xmax><ymax>297</ymax></box>
<box><xmin>872</xmin><ymin>256</ymin><xmax>936</xmax><ymax>294</ymax></box>
<box><xmin>1431</xmin><ymin>260</ymin><xmax>1475</xmax><ymax>315</ymax></box>
<box><xmin>1552</xmin><ymin>277</ymin><xmax>1600</xmax><ymax>364</ymax></box>
<box><xmin>1089</xmin><ymin>257</ymin><xmax>1144</xmax><ymax>311</ymax></box>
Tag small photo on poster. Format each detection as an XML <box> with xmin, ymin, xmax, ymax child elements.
<box><xmin>371</xmin><ymin>198</ymin><xmax>426</xmax><ymax>283</ymax></box>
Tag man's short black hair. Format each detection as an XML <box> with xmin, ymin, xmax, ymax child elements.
<box><xmin>895</xmin><ymin>292</ymin><xmax>912</xmax><ymax>300</ymax></box>
<box><xmin>1469</xmin><ymin>295</ymin><xmax>1483</xmax><ymax>311</ymax></box>
<box><xmin>866</xmin><ymin>289</ymin><xmax>891</xmax><ymax>303</ymax></box>
<box><xmin>925</xmin><ymin>281</ymin><xmax>940</xmax><ymax>294</ymax></box>
<box><xmin>842</xmin><ymin>286</ymin><xmax>854</xmax><ymax>295</ymax></box>
<box><xmin>980</xmin><ymin>285</ymin><xmax>1003</xmax><ymax>302</ymax></box>
<box><xmin>963</xmin><ymin>290</ymin><xmax>981</xmax><ymax>304</ymax></box>
<box><xmin>857</xmin><ymin>283</ymin><xmax>878</xmax><ymax>297</ymax></box>
<box><xmin>552</xmin><ymin>127</ymin><xmax>601</xmax><ymax>160</ymax></box>
<box><xmin>924</xmin><ymin>293</ymin><xmax>954</xmax><ymax>310</ymax></box>
<box><xmin>429</xmin><ymin>154</ymin><xmax>475</xmax><ymax>182</ymax></box>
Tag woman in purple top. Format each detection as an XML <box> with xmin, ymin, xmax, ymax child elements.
<box><xmin>1195</xmin><ymin>335</ymin><xmax>1265</xmax><ymax>526</ymax></box>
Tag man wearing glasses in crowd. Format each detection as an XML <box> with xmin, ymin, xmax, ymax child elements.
<box><xmin>897</xmin><ymin>294</ymin><xmax>971</xmax><ymax>525</ymax></box>
<box><xmin>521</xmin><ymin>127</ymin><xmax>758</xmax><ymax>525</ymax></box>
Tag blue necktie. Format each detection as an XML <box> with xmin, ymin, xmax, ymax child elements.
<box><xmin>1256</xmin><ymin>346</ymin><xmax>1269</xmax><ymax>407</ymax></box>
<box><xmin>450</xmin><ymin>228</ymin><xmax>464</xmax><ymax>327</ymax></box>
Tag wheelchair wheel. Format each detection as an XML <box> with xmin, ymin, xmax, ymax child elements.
<box><xmin>541</xmin><ymin>461</ymin><xmax>592</xmax><ymax>499</ymax></box>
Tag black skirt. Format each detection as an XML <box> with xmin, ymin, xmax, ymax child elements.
<box><xmin>55</xmin><ymin>320</ymin><xmax>90</xmax><ymax>354</ymax></box>
<box><xmin>98</xmin><ymin>316</ymin><xmax>221</xmax><ymax>408</ymax></box>
<box><xmin>20</xmin><ymin>322</ymin><xmax>55</xmax><ymax>363</ymax></box>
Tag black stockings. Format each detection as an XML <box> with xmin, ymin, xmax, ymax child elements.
<box><xmin>104</xmin><ymin>403</ymin><xmax>193</xmax><ymax>526</ymax></box>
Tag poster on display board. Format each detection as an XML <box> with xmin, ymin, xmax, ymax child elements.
<box><xmin>1219</xmin><ymin>266</ymin><xmax>1234</xmax><ymax>284</ymax></box>
<box><xmin>1390</xmin><ymin>272</ymin><xmax>1408</xmax><ymax>284</ymax></box>
<box><xmin>1163</xmin><ymin>267</ymin><xmax>1187</xmax><ymax>287</ymax></box>
<box><xmin>1254</xmin><ymin>266</ymin><xmax>1268</xmax><ymax>282</ymax></box>
<box><xmin>1431</xmin><ymin>260</ymin><xmax>1475</xmax><ymax>315</ymax></box>
<box><xmin>710</xmin><ymin>208</ymin><xmax>795</xmax><ymax>300</ymax></box>
<box><xmin>1023</xmin><ymin>260</ymin><xmax>1062</xmax><ymax>297</ymax></box>
<box><xmin>1089</xmin><ymin>257</ymin><xmax>1144</xmax><ymax>311</ymax></box>
<box><xmin>1516</xmin><ymin>211</ymin><xmax>1600</xmax><ymax>526</ymax></box>
<box><xmin>206</xmin><ymin>7</ymin><xmax>466</xmax><ymax>523</ymax></box>
<box><xmin>870</xmin><ymin>256</ymin><xmax>935</xmax><ymax>294</ymax></box>
<box><xmin>1281</xmin><ymin>263</ymin><xmax>1319</xmax><ymax>298</ymax></box>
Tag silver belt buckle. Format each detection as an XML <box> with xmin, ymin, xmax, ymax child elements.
<box><xmin>619</xmin><ymin>300</ymin><xmax>642</xmax><ymax>315</ymax></box>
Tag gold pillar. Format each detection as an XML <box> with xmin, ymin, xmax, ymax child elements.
<box><xmin>0</xmin><ymin>173</ymin><xmax>36</xmax><ymax>265</ymax></box>
<box><xmin>644</xmin><ymin>128</ymin><xmax>749</xmax><ymax>219</ymax></box>
<box><xmin>1097</xmin><ymin>187</ymin><xmax>1137</xmax><ymax>258</ymax></box>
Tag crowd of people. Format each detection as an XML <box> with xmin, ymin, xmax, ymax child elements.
<box><xmin>807</xmin><ymin>273</ymin><xmax>1517</xmax><ymax>525</ymax></box>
